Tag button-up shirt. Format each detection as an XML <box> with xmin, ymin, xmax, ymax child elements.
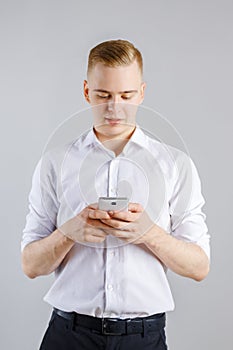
<box><xmin>22</xmin><ymin>126</ymin><xmax>210</xmax><ymax>318</ymax></box>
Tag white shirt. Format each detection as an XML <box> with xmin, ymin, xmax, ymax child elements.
<box><xmin>22</xmin><ymin>126</ymin><xmax>210</xmax><ymax>318</ymax></box>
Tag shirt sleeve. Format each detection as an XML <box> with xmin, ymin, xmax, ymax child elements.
<box><xmin>21</xmin><ymin>156</ymin><xmax>59</xmax><ymax>251</ymax></box>
<box><xmin>169</xmin><ymin>152</ymin><xmax>210</xmax><ymax>259</ymax></box>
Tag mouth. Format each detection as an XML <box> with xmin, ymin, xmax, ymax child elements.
<box><xmin>105</xmin><ymin>118</ymin><xmax>123</xmax><ymax>125</ymax></box>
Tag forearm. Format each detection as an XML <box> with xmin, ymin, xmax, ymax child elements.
<box><xmin>21</xmin><ymin>229</ymin><xmax>75</xmax><ymax>278</ymax></box>
<box><xmin>144</xmin><ymin>225</ymin><xmax>210</xmax><ymax>281</ymax></box>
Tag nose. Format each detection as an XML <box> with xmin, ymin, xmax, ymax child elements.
<box><xmin>107</xmin><ymin>96</ymin><xmax>120</xmax><ymax>112</ymax></box>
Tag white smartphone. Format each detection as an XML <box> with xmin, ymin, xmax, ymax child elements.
<box><xmin>98</xmin><ymin>197</ymin><xmax>129</xmax><ymax>212</ymax></box>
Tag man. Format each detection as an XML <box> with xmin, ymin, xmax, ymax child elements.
<box><xmin>21</xmin><ymin>39</ymin><xmax>210</xmax><ymax>350</ymax></box>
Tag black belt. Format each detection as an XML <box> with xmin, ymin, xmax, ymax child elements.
<box><xmin>54</xmin><ymin>308</ymin><xmax>165</xmax><ymax>335</ymax></box>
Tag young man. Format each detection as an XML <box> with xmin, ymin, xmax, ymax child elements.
<box><xmin>21</xmin><ymin>40</ymin><xmax>210</xmax><ymax>350</ymax></box>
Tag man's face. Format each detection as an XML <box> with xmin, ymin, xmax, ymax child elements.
<box><xmin>84</xmin><ymin>61</ymin><xmax>145</xmax><ymax>141</ymax></box>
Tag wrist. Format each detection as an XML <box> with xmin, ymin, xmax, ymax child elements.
<box><xmin>56</xmin><ymin>228</ymin><xmax>76</xmax><ymax>245</ymax></box>
<box><xmin>143</xmin><ymin>224</ymin><xmax>168</xmax><ymax>250</ymax></box>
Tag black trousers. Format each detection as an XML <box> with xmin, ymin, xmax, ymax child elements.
<box><xmin>39</xmin><ymin>312</ymin><xmax>168</xmax><ymax>350</ymax></box>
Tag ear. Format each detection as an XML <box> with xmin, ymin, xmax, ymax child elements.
<box><xmin>139</xmin><ymin>82</ymin><xmax>146</xmax><ymax>104</ymax></box>
<box><xmin>83</xmin><ymin>80</ymin><xmax>90</xmax><ymax>103</ymax></box>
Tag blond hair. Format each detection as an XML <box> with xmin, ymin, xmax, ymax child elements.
<box><xmin>87</xmin><ymin>39</ymin><xmax>143</xmax><ymax>76</ymax></box>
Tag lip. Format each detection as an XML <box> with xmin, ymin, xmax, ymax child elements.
<box><xmin>105</xmin><ymin>118</ymin><xmax>123</xmax><ymax>125</ymax></box>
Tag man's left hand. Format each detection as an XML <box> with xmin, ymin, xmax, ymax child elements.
<box><xmin>99</xmin><ymin>202</ymin><xmax>154</xmax><ymax>244</ymax></box>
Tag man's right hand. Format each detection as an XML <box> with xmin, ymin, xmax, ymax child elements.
<box><xmin>58</xmin><ymin>205</ymin><xmax>112</xmax><ymax>243</ymax></box>
<box><xmin>22</xmin><ymin>205</ymin><xmax>112</xmax><ymax>278</ymax></box>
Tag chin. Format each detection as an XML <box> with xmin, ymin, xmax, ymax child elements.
<box><xmin>95</xmin><ymin>124</ymin><xmax>130</xmax><ymax>139</ymax></box>
<box><xmin>105</xmin><ymin>125</ymin><xmax>126</xmax><ymax>136</ymax></box>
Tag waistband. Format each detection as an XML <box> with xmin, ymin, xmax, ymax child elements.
<box><xmin>53</xmin><ymin>308</ymin><xmax>166</xmax><ymax>335</ymax></box>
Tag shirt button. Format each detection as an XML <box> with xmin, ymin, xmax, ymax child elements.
<box><xmin>107</xmin><ymin>284</ymin><xmax>113</xmax><ymax>291</ymax></box>
<box><xmin>109</xmin><ymin>251</ymin><xmax>115</xmax><ymax>256</ymax></box>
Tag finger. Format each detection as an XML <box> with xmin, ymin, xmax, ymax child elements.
<box><xmin>87</xmin><ymin>203</ymin><xmax>98</xmax><ymax>210</ymax></box>
<box><xmin>88</xmin><ymin>208</ymin><xmax>111</xmax><ymax>220</ymax></box>
<box><xmin>87</xmin><ymin>202</ymin><xmax>98</xmax><ymax>209</ymax></box>
<box><xmin>92</xmin><ymin>232</ymin><xmax>109</xmax><ymax>238</ymax></box>
<box><xmin>86</xmin><ymin>217</ymin><xmax>113</xmax><ymax>230</ymax></box>
<box><xmin>100</xmin><ymin>218</ymin><xmax>130</xmax><ymax>230</ymax></box>
<box><xmin>85</xmin><ymin>227</ymin><xmax>108</xmax><ymax>237</ymax></box>
<box><xmin>108</xmin><ymin>228</ymin><xmax>133</xmax><ymax>239</ymax></box>
<box><xmin>128</xmin><ymin>202</ymin><xmax>144</xmax><ymax>213</ymax></box>
<box><xmin>108</xmin><ymin>210</ymin><xmax>140</xmax><ymax>222</ymax></box>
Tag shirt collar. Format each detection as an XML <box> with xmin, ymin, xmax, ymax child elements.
<box><xmin>80</xmin><ymin>125</ymin><xmax>148</xmax><ymax>151</ymax></box>
<box><xmin>129</xmin><ymin>125</ymin><xmax>148</xmax><ymax>149</ymax></box>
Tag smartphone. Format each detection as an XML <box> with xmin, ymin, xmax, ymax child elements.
<box><xmin>98</xmin><ymin>197</ymin><xmax>129</xmax><ymax>212</ymax></box>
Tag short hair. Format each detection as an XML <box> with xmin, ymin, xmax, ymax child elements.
<box><xmin>87</xmin><ymin>39</ymin><xmax>143</xmax><ymax>76</ymax></box>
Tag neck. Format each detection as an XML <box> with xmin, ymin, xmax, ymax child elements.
<box><xmin>94</xmin><ymin>126</ymin><xmax>136</xmax><ymax>156</ymax></box>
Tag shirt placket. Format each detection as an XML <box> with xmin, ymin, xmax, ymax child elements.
<box><xmin>104</xmin><ymin>158</ymin><xmax>120</xmax><ymax>316</ymax></box>
<box><xmin>107</xmin><ymin>158</ymin><xmax>120</xmax><ymax>197</ymax></box>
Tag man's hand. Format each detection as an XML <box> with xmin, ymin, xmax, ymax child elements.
<box><xmin>22</xmin><ymin>204</ymin><xmax>113</xmax><ymax>278</ymax></box>
<box><xmin>59</xmin><ymin>205</ymin><xmax>113</xmax><ymax>243</ymax></box>
<box><xmin>96</xmin><ymin>202</ymin><xmax>209</xmax><ymax>281</ymax></box>
<box><xmin>98</xmin><ymin>202</ymin><xmax>155</xmax><ymax>244</ymax></box>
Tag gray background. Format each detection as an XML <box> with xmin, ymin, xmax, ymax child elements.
<box><xmin>0</xmin><ymin>0</ymin><xmax>232</xmax><ymax>349</ymax></box>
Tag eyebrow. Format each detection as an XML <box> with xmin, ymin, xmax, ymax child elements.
<box><xmin>93</xmin><ymin>89</ymin><xmax>138</xmax><ymax>94</ymax></box>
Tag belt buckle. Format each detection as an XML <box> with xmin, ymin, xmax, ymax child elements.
<box><xmin>102</xmin><ymin>318</ymin><xmax>123</xmax><ymax>335</ymax></box>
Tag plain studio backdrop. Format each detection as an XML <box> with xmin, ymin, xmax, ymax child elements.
<box><xmin>0</xmin><ymin>0</ymin><xmax>232</xmax><ymax>349</ymax></box>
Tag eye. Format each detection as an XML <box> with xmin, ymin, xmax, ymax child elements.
<box><xmin>121</xmin><ymin>95</ymin><xmax>132</xmax><ymax>100</ymax></box>
<box><xmin>97</xmin><ymin>94</ymin><xmax>110</xmax><ymax>99</ymax></box>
